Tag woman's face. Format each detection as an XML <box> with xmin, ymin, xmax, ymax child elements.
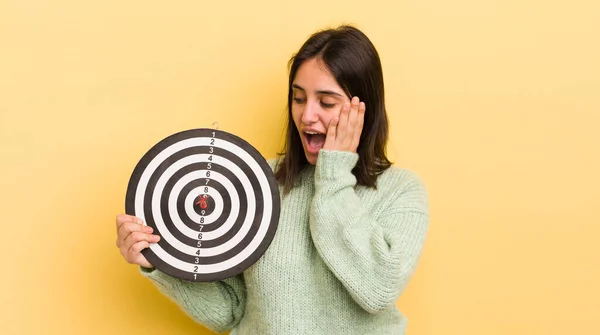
<box><xmin>291</xmin><ymin>58</ymin><xmax>351</xmax><ymax>165</ymax></box>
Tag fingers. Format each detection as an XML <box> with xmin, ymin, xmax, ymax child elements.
<box><xmin>129</xmin><ymin>241</ymin><xmax>153</xmax><ymax>269</ymax></box>
<box><xmin>324</xmin><ymin>97</ymin><xmax>366</xmax><ymax>152</ymax></box>
<box><xmin>337</xmin><ymin>102</ymin><xmax>350</xmax><ymax>146</ymax></box>
<box><xmin>116</xmin><ymin>221</ymin><xmax>152</xmax><ymax>247</ymax></box>
<box><xmin>350</xmin><ymin>101</ymin><xmax>366</xmax><ymax>151</ymax></box>
<box><xmin>116</xmin><ymin>214</ymin><xmax>143</xmax><ymax>232</ymax></box>
<box><xmin>119</xmin><ymin>231</ymin><xmax>160</xmax><ymax>265</ymax></box>
<box><xmin>323</xmin><ymin>115</ymin><xmax>339</xmax><ymax>151</ymax></box>
<box><xmin>344</xmin><ymin>97</ymin><xmax>360</xmax><ymax>150</ymax></box>
<box><xmin>322</xmin><ymin>96</ymin><xmax>364</xmax><ymax>153</ymax></box>
<box><xmin>123</xmin><ymin>230</ymin><xmax>160</xmax><ymax>248</ymax></box>
<box><xmin>130</xmin><ymin>240</ymin><xmax>151</xmax><ymax>254</ymax></box>
<box><xmin>115</xmin><ymin>213</ymin><xmax>158</xmax><ymax>268</ymax></box>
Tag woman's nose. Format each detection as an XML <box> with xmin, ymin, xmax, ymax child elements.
<box><xmin>301</xmin><ymin>101</ymin><xmax>319</xmax><ymax>124</ymax></box>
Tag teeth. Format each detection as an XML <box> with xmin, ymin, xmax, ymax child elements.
<box><xmin>305</xmin><ymin>131</ymin><xmax>321</xmax><ymax>135</ymax></box>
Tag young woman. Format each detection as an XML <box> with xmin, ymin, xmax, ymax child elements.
<box><xmin>116</xmin><ymin>25</ymin><xmax>429</xmax><ymax>334</ymax></box>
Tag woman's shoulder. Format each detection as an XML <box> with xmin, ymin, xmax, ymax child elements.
<box><xmin>376</xmin><ymin>165</ymin><xmax>428</xmax><ymax>197</ymax></box>
<box><xmin>370</xmin><ymin>166</ymin><xmax>429</xmax><ymax>215</ymax></box>
<box><xmin>265</xmin><ymin>157</ymin><xmax>281</xmax><ymax>172</ymax></box>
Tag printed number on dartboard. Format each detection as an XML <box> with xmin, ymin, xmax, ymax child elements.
<box><xmin>193</xmin><ymin>131</ymin><xmax>217</xmax><ymax>280</ymax></box>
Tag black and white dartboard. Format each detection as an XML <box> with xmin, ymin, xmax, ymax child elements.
<box><xmin>125</xmin><ymin>128</ymin><xmax>280</xmax><ymax>282</ymax></box>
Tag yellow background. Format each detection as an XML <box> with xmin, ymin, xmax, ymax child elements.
<box><xmin>1</xmin><ymin>0</ymin><xmax>598</xmax><ymax>334</ymax></box>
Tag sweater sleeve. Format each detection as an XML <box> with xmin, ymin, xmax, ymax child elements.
<box><xmin>310</xmin><ymin>150</ymin><xmax>429</xmax><ymax>314</ymax></box>
<box><xmin>141</xmin><ymin>268</ymin><xmax>246</xmax><ymax>333</ymax></box>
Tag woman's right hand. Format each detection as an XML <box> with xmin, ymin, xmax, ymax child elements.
<box><xmin>115</xmin><ymin>214</ymin><xmax>160</xmax><ymax>269</ymax></box>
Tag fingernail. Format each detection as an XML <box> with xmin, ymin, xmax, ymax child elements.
<box><xmin>145</xmin><ymin>227</ymin><xmax>153</xmax><ymax>233</ymax></box>
<box><xmin>352</xmin><ymin>96</ymin><xmax>359</xmax><ymax>104</ymax></box>
<box><xmin>154</xmin><ymin>235</ymin><xmax>161</xmax><ymax>241</ymax></box>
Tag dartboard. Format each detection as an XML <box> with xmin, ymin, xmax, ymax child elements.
<box><xmin>125</xmin><ymin>128</ymin><xmax>280</xmax><ymax>282</ymax></box>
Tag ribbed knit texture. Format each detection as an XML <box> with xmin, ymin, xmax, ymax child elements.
<box><xmin>141</xmin><ymin>150</ymin><xmax>429</xmax><ymax>334</ymax></box>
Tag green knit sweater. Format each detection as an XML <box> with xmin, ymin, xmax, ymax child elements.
<box><xmin>141</xmin><ymin>150</ymin><xmax>429</xmax><ymax>334</ymax></box>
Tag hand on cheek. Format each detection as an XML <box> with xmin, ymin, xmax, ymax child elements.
<box><xmin>323</xmin><ymin>96</ymin><xmax>365</xmax><ymax>153</ymax></box>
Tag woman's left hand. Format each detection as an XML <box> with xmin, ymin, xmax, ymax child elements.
<box><xmin>323</xmin><ymin>96</ymin><xmax>366</xmax><ymax>153</ymax></box>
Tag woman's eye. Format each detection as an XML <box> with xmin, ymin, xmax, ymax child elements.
<box><xmin>320</xmin><ymin>101</ymin><xmax>335</xmax><ymax>108</ymax></box>
<box><xmin>293</xmin><ymin>97</ymin><xmax>306</xmax><ymax>104</ymax></box>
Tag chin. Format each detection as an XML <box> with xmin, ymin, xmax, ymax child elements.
<box><xmin>304</xmin><ymin>152</ymin><xmax>318</xmax><ymax>165</ymax></box>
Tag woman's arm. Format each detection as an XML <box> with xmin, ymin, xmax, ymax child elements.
<box><xmin>142</xmin><ymin>269</ymin><xmax>246</xmax><ymax>333</ymax></box>
<box><xmin>310</xmin><ymin>150</ymin><xmax>429</xmax><ymax>314</ymax></box>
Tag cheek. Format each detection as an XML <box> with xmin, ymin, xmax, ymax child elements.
<box><xmin>321</xmin><ymin>113</ymin><xmax>335</xmax><ymax>128</ymax></box>
<box><xmin>291</xmin><ymin>106</ymin><xmax>302</xmax><ymax>127</ymax></box>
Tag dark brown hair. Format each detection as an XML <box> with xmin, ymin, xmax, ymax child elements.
<box><xmin>275</xmin><ymin>25</ymin><xmax>392</xmax><ymax>193</ymax></box>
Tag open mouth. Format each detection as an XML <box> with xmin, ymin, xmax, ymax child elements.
<box><xmin>304</xmin><ymin>131</ymin><xmax>326</xmax><ymax>153</ymax></box>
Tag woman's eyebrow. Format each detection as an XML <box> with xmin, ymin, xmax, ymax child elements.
<box><xmin>316</xmin><ymin>89</ymin><xmax>343</xmax><ymax>97</ymax></box>
<box><xmin>291</xmin><ymin>84</ymin><xmax>343</xmax><ymax>97</ymax></box>
<box><xmin>291</xmin><ymin>84</ymin><xmax>305</xmax><ymax>91</ymax></box>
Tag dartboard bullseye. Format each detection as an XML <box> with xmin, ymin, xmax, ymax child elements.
<box><xmin>125</xmin><ymin>128</ymin><xmax>280</xmax><ymax>282</ymax></box>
